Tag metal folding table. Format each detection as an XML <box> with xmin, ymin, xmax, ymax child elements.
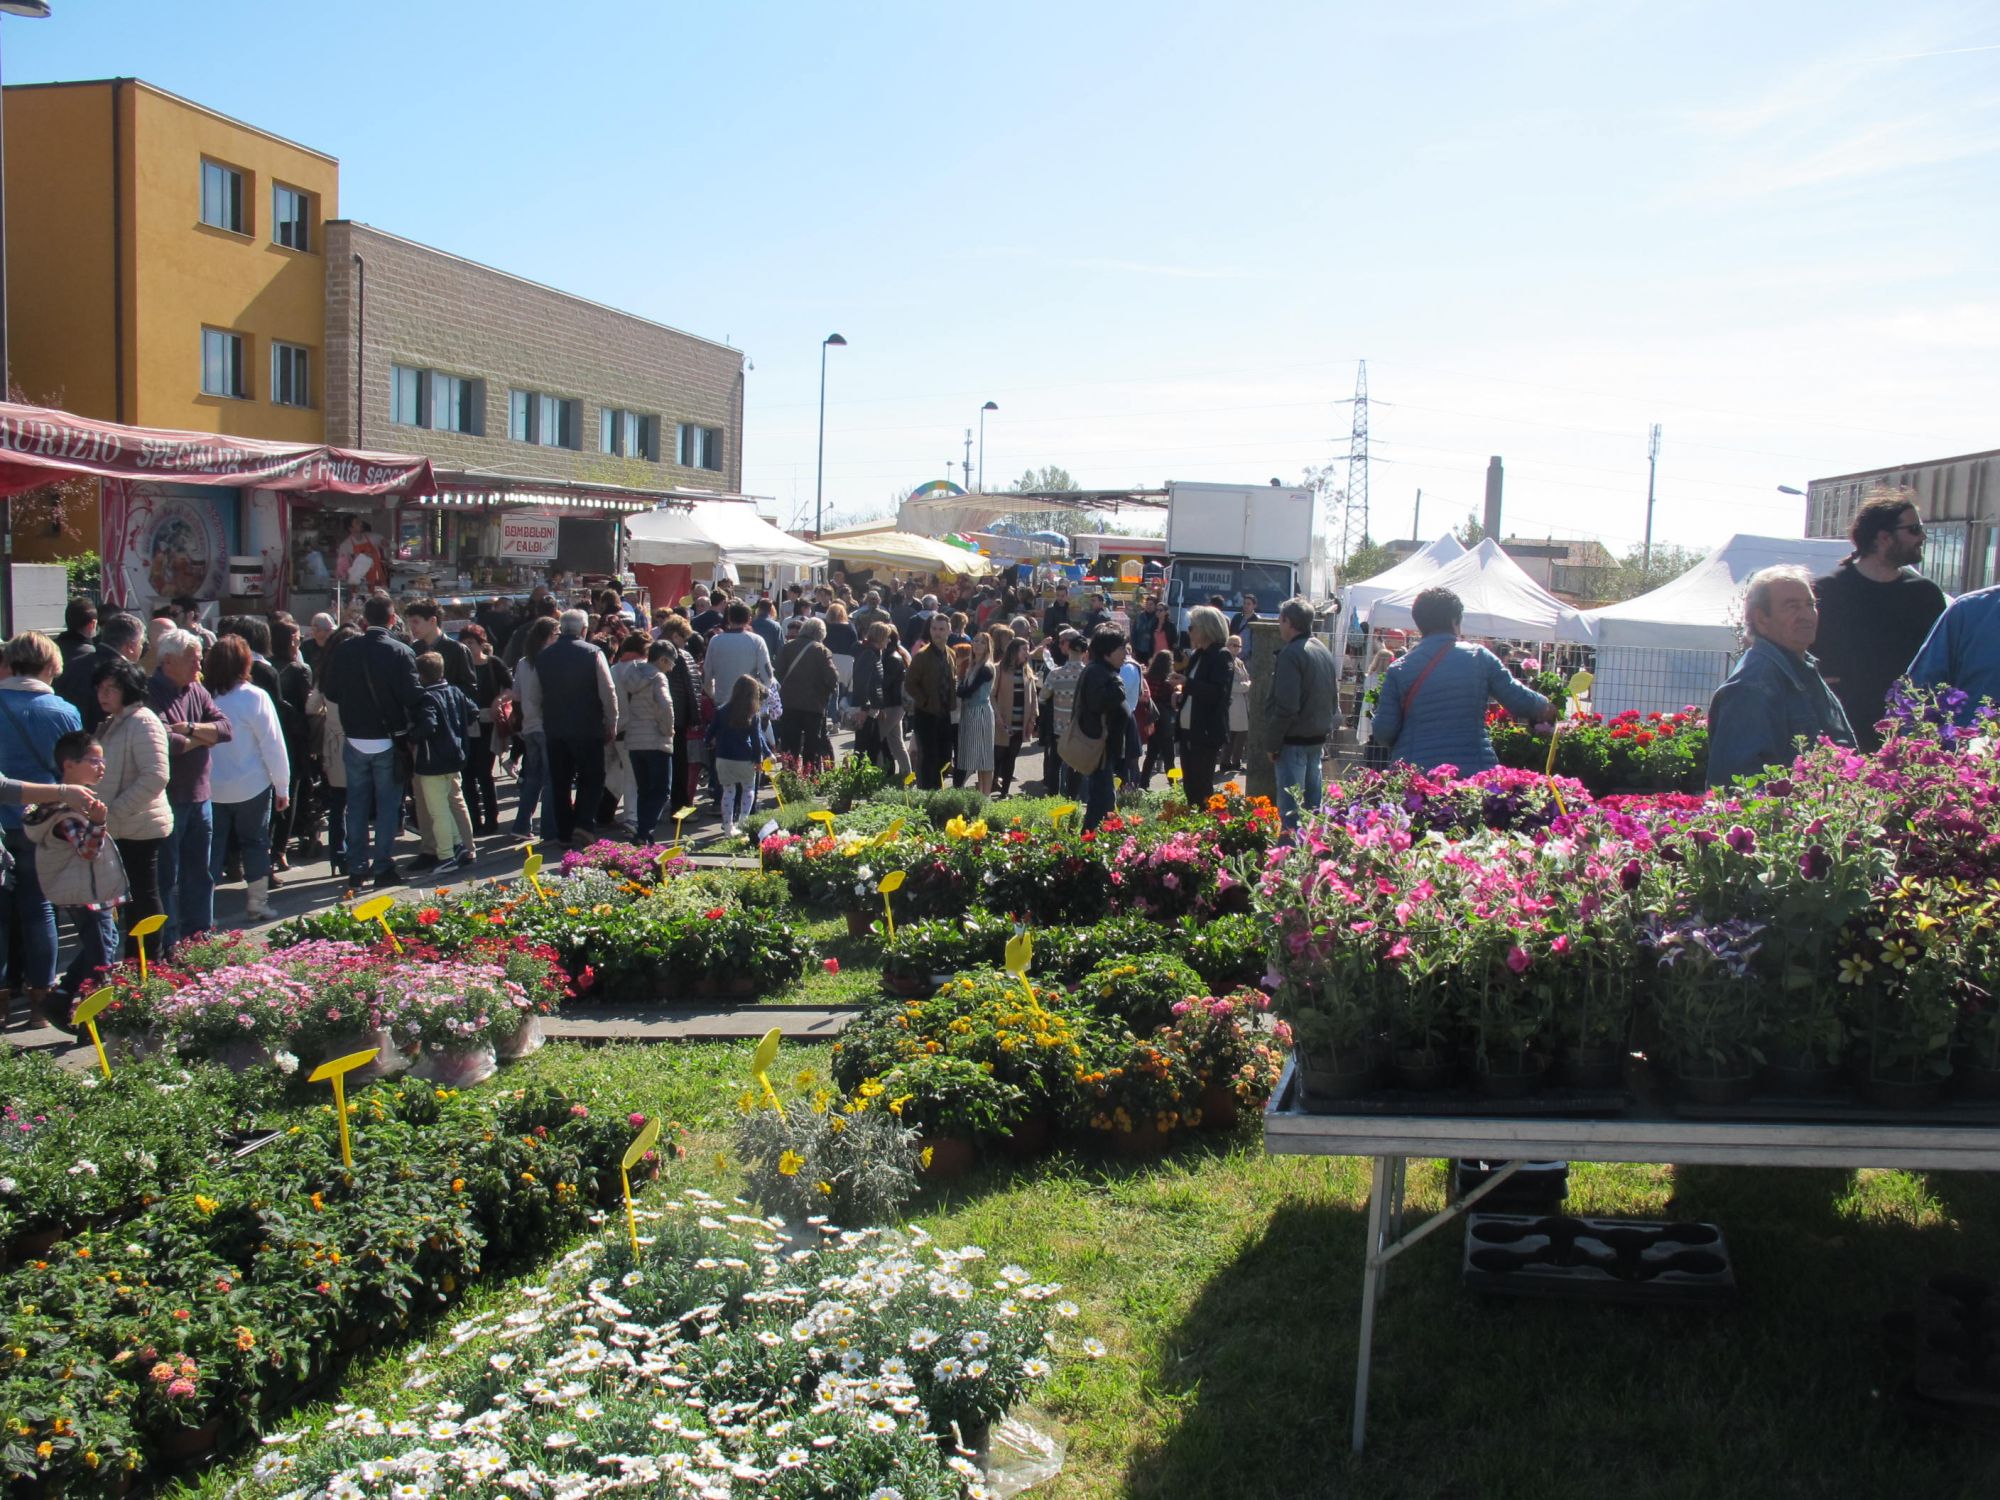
<box><xmin>1263</xmin><ymin>1062</ymin><xmax>2000</xmax><ymax>1454</ymax></box>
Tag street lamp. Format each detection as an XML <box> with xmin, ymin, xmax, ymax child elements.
<box><xmin>814</xmin><ymin>333</ymin><xmax>846</xmax><ymax>536</ymax></box>
<box><xmin>977</xmin><ymin>401</ymin><xmax>997</xmax><ymax>493</ymax></box>
<box><xmin>0</xmin><ymin>0</ymin><xmax>52</xmax><ymax>640</ymax></box>
<box><xmin>1776</xmin><ymin>485</ymin><xmax>1804</xmax><ymax>496</ymax></box>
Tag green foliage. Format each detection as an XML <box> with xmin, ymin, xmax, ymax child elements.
<box><xmin>63</xmin><ymin>552</ymin><xmax>103</xmax><ymax>599</ymax></box>
<box><xmin>1078</xmin><ymin>952</ymin><xmax>1207</xmax><ymax>1033</ymax></box>
<box><xmin>735</xmin><ymin>1082</ymin><xmax>920</xmax><ymax>1227</ymax></box>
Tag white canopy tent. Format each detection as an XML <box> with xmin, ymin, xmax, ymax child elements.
<box><xmin>1336</xmin><ymin>535</ymin><xmax>1467</xmax><ymax>650</ymax></box>
<box><xmin>817</xmin><ymin>525</ymin><xmax>997</xmax><ymax>577</ymax></box>
<box><xmin>1365</xmin><ymin>538</ymin><xmax>1598</xmax><ymax>643</ymax></box>
<box><xmin>1581</xmin><ymin>533</ymin><xmax>1853</xmax><ymax>716</ymax></box>
<box><xmin>623</xmin><ymin>502</ymin><xmax>828</xmax><ymax>570</ymax></box>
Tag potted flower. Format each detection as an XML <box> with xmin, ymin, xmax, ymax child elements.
<box><xmin>1079</xmin><ymin>952</ymin><xmax>1205</xmax><ymax>1033</ymax></box>
<box><xmin>1164</xmin><ymin>990</ymin><xmax>1291</xmax><ymax>1125</ymax></box>
<box><xmin>154</xmin><ymin>961</ymin><xmax>315</xmax><ymax>1070</ymax></box>
<box><xmin>879</xmin><ymin>915</ymin><xmax>1011</xmax><ymax>996</ymax></box>
<box><xmin>1643</xmin><ymin>915</ymin><xmax>1769</xmax><ymax>1103</ymax></box>
<box><xmin>375</xmin><ymin>958</ymin><xmax>530</xmax><ymax>1087</ymax></box>
<box><xmin>1077</xmin><ymin>1032</ymin><xmax>1200</xmax><ymax>1154</ymax></box>
<box><xmin>1841</xmin><ymin>890</ymin><xmax>1960</xmax><ymax>1107</ymax></box>
<box><xmin>867</xmin><ymin>1055</ymin><xmax>1027</xmax><ymax>1176</ymax></box>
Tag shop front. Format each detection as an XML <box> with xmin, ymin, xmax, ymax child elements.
<box><xmin>0</xmin><ymin>400</ymin><xmax>434</xmax><ymax>623</ymax></box>
<box><xmin>284</xmin><ymin>472</ymin><xmax>676</xmax><ymax>622</ymax></box>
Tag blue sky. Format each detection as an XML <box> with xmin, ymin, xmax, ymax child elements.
<box><xmin>10</xmin><ymin>1</ymin><xmax>1999</xmax><ymax>551</ymax></box>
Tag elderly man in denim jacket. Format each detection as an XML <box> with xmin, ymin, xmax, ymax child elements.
<box><xmin>1706</xmin><ymin>565</ymin><xmax>1855</xmax><ymax>787</ymax></box>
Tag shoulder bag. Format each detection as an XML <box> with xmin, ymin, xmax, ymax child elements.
<box><xmin>1057</xmin><ymin>680</ymin><xmax>1107</xmax><ymax>775</ymax></box>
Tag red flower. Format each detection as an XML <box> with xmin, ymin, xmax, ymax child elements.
<box><xmin>823</xmin><ymin>958</ymin><xmax>841</xmax><ymax>974</ymax></box>
<box><xmin>416</xmin><ymin>907</ymin><xmax>442</xmax><ymax>926</ymax></box>
<box><xmin>315</xmin><ymin>1282</ymin><xmax>332</xmax><ymax>1295</ymax></box>
<box><xmin>703</xmin><ymin>907</ymin><xmax>726</xmax><ymax>921</ymax></box>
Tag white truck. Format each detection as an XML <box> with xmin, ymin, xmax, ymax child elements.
<box><xmin>1162</xmin><ymin>480</ymin><xmax>1330</xmax><ymax>613</ymax></box>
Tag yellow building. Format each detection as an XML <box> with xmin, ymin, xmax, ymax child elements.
<box><xmin>1</xmin><ymin>79</ymin><xmax>338</xmax><ymax>559</ymax></box>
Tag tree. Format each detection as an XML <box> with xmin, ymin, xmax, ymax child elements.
<box><xmin>1598</xmin><ymin>542</ymin><xmax>1704</xmax><ymax>603</ymax></box>
<box><xmin>1340</xmin><ymin>539</ymin><xmax>1402</xmax><ymax>586</ymax></box>
<box><xmin>1454</xmin><ymin>515</ymin><xmax>1486</xmax><ymax>547</ymax></box>
<box><xmin>1008</xmin><ymin>466</ymin><xmax>1078</xmax><ymax>495</ymax></box>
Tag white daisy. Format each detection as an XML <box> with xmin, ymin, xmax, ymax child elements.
<box><xmin>1082</xmin><ymin>1337</ymin><xmax>1107</xmax><ymax>1358</ymax></box>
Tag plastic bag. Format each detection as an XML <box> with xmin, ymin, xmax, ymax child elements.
<box><xmin>972</xmin><ymin>1407</ymin><xmax>1066</xmax><ymax>1498</ymax></box>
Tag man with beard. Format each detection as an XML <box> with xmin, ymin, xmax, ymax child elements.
<box><xmin>1811</xmin><ymin>488</ymin><xmax>1947</xmax><ymax>749</ymax></box>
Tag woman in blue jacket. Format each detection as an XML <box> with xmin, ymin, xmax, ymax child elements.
<box><xmin>1369</xmin><ymin>588</ymin><xmax>1552</xmax><ymax>774</ymax></box>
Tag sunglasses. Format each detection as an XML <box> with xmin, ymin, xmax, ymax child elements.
<box><xmin>1895</xmin><ymin>522</ymin><xmax>1926</xmax><ymax>536</ymax></box>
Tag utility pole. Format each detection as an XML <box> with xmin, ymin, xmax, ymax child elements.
<box><xmin>1411</xmin><ymin>488</ymin><xmax>1422</xmax><ymax>542</ymax></box>
<box><xmin>1643</xmin><ymin>423</ymin><xmax>1662</xmax><ymax>571</ymax></box>
<box><xmin>1337</xmin><ymin>359</ymin><xmax>1370</xmax><ymax>570</ymax></box>
<box><xmin>962</xmin><ymin>428</ymin><xmax>973</xmax><ymax>490</ymax></box>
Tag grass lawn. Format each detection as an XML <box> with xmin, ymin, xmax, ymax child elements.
<box><xmin>178</xmin><ymin>1040</ymin><xmax>2000</xmax><ymax>1500</ymax></box>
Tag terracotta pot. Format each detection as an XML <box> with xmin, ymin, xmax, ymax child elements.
<box><xmin>1002</xmin><ymin>1112</ymin><xmax>1052</xmax><ymax>1159</ymax></box>
<box><xmin>1197</xmin><ymin>1084</ymin><xmax>1240</xmax><ymax>1129</ymax></box>
<box><xmin>1105</xmin><ymin>1120</ymin><xmax>1174</xmax><ymax>1158</ymax></box>
<box><xmin>919</xmin><ymin>1135</ymin><xmax>976</xmax><ymax>1182</ymax></box>
<box><xmin>496</xmin><ymin>1013</ymin><xmax>546</xmax><ymax>1063</ymax></box>
<box><xmin>155</xmin><ymin>1416</ymin><xmax>222</xmax><ymax>1462</ymax></box>
<box><xmin>844</xmin><ymin>908</ymin><xmax>876</xmax><ymax>940</ymax></box>
<box><xmin>7</xmin><ymin>1223</ymin><xmax>65</xmax><ymax>1263</ymax></box>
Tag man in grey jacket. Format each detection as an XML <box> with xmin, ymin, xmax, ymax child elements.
<box><xmin>702</xmin><ymin>602</ymin><xmax>774</xmax><ymax>707</ymax></box>
<box><xmin>1265</xmin><ymin>597</ymin><xmax>1339</xmax><ymax>832</ymax></box>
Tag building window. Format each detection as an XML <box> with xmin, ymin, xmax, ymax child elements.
<box><xmin>271</xmin><ymin>342</ymin><xmax>310</xmax><ymax>407</ymax></box>
<box><xmin>392</xmin><ymin>364</ymin><xmax>427</xmax><ymax>427</ymax></box>
<box><xmin>273</xmin><ymin>184</ymin><xmax>311</xmax><ymax>251</ymax></box>
<box><xmin>201</xmin><ymin>328</ymin><xmax>247</xmax><ymax>398</ymax></box>
<box><xmin>393</xmin><ymin>365</ymin><xmax>481</xmax><ymax>433</ymax></box>
<box><xmin>679</xmin><ymin>423</ymin><xmax>722</xmax><ymax>472</ymax></box>
<box><xmin>200</xmin><ymin>159</ymin><xmax>245</xmax><ymax>233</ymax></box>
<box><xmin>599</xmin><ymin>407</ymin><xmax>657</xmax><ymax>460</ymax></box>
<box><xmin>432</xmin><ymin>373</ymin><xmax>477</xmax><ymax>434</ymax></box>
<box><xmin>511</xmin><ymin>388</ymin><xmax>578</xmax><ymax>449</ymax></box>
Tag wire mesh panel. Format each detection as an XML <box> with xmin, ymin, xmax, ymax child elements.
<box><xmin>1592</xmin><ymin>646</ymin><xmax>1733</xmax><ymax>719</ymax></box>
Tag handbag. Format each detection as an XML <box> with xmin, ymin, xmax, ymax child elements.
<box><xmin>1057</xmin><ymin>693</ymin><xmax>1107</xmax><ymax>775</ymax></box>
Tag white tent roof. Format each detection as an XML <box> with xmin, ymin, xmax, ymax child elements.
<box><xmin>624</xmin><ymin>502</ymin><xmax>827</xmax><ymax>569</ymax></box>
<box><xmin>1583</xmin><ymin>533</ymin><xmax>1854</xmax><ymax>651</ymax></box>
<box><xmin>1366</xmin><ymin>538</ymin><xmax>1597</xmax><ymax>643</ymax></box>
<box><xmin>1338</xmin><ymin>534</ymin><xmax>1466</xmax><ymax>644</ymax></box>
<box><xmin>818</xmin><ymin>526</ymin><xmax>997</xmax><ymax>576</ymax></box>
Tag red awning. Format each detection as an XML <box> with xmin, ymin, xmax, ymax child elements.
<box><xmin>0</xmin><ymin>401</ymin><xmax>435</xmax><ymax>498</ymax></box>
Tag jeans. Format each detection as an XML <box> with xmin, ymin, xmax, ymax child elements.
<box><xmin>511</xmin><ymin>730</ymin><xmax>557</xmax><ymax>838</ymax></box>
<box><xmin>778</xmin><ymin>708</ymin><xmax>828</xmax><ymax>770</ymax></box>
<box><xmin>210</xmin><ymin>789</ymin><xmax>274</xmax><ymax>885</ymax></box>
<box><xmin>0</xmin><ymin>828</ymin><xmax>57</xmax><ymax>991</ymax></box>
<box><xmin>547</xmin><ymin>735</ymin><xmax>607</xmax><ymax>841</ymax></box>
<box><xmin>1081</xmin><ymin>762</ymin><xmax>1117</xmax><ymax>830</ymax></box>
<box><xmin>59</xmin><ymin>906</ymin><xmax>119</xmax><ymax>998</ymax></box>
<box><xmin>158</xmin><ymin>799</ymin><xmax>214</xmax><ymax>948</ymax></box>
<box><xmin>1274</xmin><ymin>743</ymin><xmax>1325</xmax><ymax>833</ymax></box>
<box><xmin>1122</xmin><ymin>720</ymin><xmax>1144</xmax><ymax>786</ymax></box>
<box><xmin>911</xmin><ymin>711</ymin><xmax>952</xmax><ymax>789</ymax></box>
<box><xmin>343</xmin><ymin>742</ymin><xmax>404</xmax><ymax>879</ymax></box>
<box><xmin>629</xmin><ymin>748</ymin><xmax>672</xmax><ymax>842</ymax></box>
<box><xmin>877</xmin><ymin>706</ymin><xmax>912</xmax><ymax>779</ymax></box>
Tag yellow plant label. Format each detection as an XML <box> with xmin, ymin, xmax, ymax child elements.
<box><xmin>75</xmin><ymin>986</ymin><xmax>115</xmax><ymax>1079</ymax></box>
<box><xmin>308</xmin><ymin>1048</ymin><xmax>380</xmax><ymax>1170</ymax></box>
<box><xmin>622</xmin><ymin>1117</ymin><xmax>662</xmax><ymax>1171</ymax></box>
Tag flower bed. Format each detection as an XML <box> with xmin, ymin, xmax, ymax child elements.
<box><xmin>0</xmin><ymin>1076</ymin><xmax>640</xmax><ymax>1497</ymax></box>
<box><xmin>1490</xmin><ymin>706</ymin><xmax>1708</xmax><ymax>794</ymax></box>
<box><xmin>231</xmin><ymin>1190</ymin><xmax>1088</xmax><ymax>1500</ymax></box>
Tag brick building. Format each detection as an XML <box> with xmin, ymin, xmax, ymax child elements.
<box><xmin>1806</xmin><ymin>448</ymin><xmax>1997</xmax><ymax>596</ymax></box>
<box><xmin>285</xmin><ymin>221</ymin><xmax>748</xmax><ymax>615</ymax></box>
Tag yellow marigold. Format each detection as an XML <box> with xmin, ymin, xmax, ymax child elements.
<box><xmin>777</xmin><ymin>1150</ymin><xmax>804</xmax><ymax>1177</ymax></box>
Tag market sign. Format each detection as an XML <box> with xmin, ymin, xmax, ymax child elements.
<box><xmin>0</xmin><ymin>400</ymin><xmax>435</xmax><ymax>497</ymax></box>
<box><xmin>498</xmin><ymin>511</ymin><xmax>561</xmax><ymax>563</ymax></box>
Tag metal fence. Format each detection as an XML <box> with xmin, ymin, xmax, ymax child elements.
<box><xmin>1590</xmin><ymin>645</ymin><xmax>1734</xmax><ymax>719</ymax></box>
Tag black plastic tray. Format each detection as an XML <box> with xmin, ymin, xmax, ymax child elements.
<box><xmin>1462</xmin><ymin>1213</ymin><xmax>1736</xmax><ymax>1305</ymax></box>
<box><xmin>1297</xmin><ymin>1085</ymin><xmax>1632</xmax><ymax>1119</ymax></box>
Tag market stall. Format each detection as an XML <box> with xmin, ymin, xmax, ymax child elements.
<box><xmin>1363</xmin><ymin>538</ymin><xmax>1596</xmax><ymax>644</ymax></box>
<box><xmin>0</xmin><ymin>400</ymin><xmax>435</xmax><ymax>617</ymax></box>
<box><xmin>285</xmin><ymin>472</ymin><xmax>674</xmax><ymax>621</ymax></box>
<box><xmin>624</xmin><ymin>499</ymin><xmax>828</xmax><ymax>608</ymax></box>
<box><xmin>816</xmin><ymin>523</ymin><xmax>998</xmax><ymax>578</ymax></box>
